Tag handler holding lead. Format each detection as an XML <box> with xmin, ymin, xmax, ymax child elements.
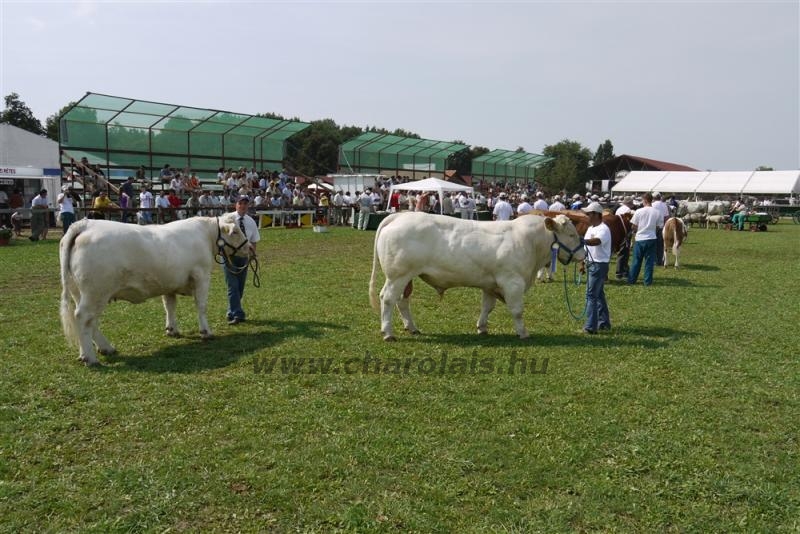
<box><xmin>581</xmin><ymin>202</ymin><xmax>612</xmax><ymax>334</ymax></box>
<box><xmin>226</xmin><ymin>195</ymin><xmax>260</xmax><ymax>325</ymax></box>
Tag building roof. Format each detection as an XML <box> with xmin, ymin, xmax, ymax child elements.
<box><xmin>0</xmin><ymin>123</ymin><xmax>59</xmax><ymax>168</ymax></box>
<box><xmin>589</xmin><ymin>154</ymin><xmax>698</xmax><ymax>181</ymax></box>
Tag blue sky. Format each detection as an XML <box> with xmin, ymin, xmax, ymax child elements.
<box><xmin>2</xmin><ymin>0</ymin><xmax>798</xmax><ymax>170</ymax></box>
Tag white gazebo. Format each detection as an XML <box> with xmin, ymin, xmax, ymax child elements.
<box><xmin>386</xmin><ymin>177</ymin><xmax>473</xmax><ymax>213</ymax></box>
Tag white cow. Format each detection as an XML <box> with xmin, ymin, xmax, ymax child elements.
<box><xmin>677</xmin><ymin>201</ymin><xmax>707</xmax><ymax>217</ymax></box>
<box><xmin>706</xmin><ymin>201</ymin><xmax>731</xmax><ymax>216</ymax></box>
<box><xmin>60</xmin><ymin>214</ymin><xmax>248</xmax><ymax>365</ymax></box>
<box><xmin>369</xmin><ymin>212</ymin><xmax>585</xmax><ymax>340</ymax></box>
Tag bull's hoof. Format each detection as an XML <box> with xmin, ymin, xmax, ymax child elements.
<box><xmin>518</xmin><ymin>332</ymin><xmax>530</xmax><ymax>340</ymax></box>
<box><xmin>477</xmin><ymin>329</ymin><xmax>488</xmax><ymax>336</ymax></box>
<box><xmin>200</xmin><ymin>331</ymin><xmax>214</xmax><ymax>341</ymax></box>
<box><xmin>79</xmin><ymin>356</ymin><xmax>101</xmax><ymax>367</ymax></box>
<box><xmin>383</xmin><ymin>335</ymin><xmax>397</xmax><ymax>342</ymax></box>
<box><xmin>98</xmin><ymin>347</ymin><xmax>117</xmax><ymax>356</ymax></box>
<box><xmin>407</xmin><ymin>329</ymin><xmax>421</xmax><ymax>335</ymax></box>
<box><xmin>165</xmin><ymin>329</ymin><xmax>181</xmax><ymax>338</ymax></box>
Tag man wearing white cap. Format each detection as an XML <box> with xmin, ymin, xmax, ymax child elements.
<box><xmin>516</xmin><ymin>194</ymin><xmax>533</xmax><ymax>216</ymax></box>
<box><xmin>492</xmin><ymin>192</ymin><xmax>513</xmax><ymax>220</ymax></box>
<box><xmin>549</xmin><ymin>195</ymin><xmax>565</xmax><ymax>212</ymax></box>
<box><xmin>581</xmin><ymin>202</ymin><xmax>611</xmax><ymax>334</ymax></box>
<box><xmin>651</xmin><ymin>192</ymin><xmax>669</xmax><ymax>266</ymax></box>
<box><xmin>532</xmin><ymin>191</ymin><xmax>548</xmax><ymax>211</ymax></box>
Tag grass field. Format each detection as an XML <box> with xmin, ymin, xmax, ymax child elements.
<box><xmin>1</xmin><ymin>219</ymin><xmax>798</xmax><ymax>532</ymax></box>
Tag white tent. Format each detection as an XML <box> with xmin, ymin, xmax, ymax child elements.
<box><xmin>612</xmin><ymin>170</ymin><xmax>800</xmax><ymax>197</ymax></box>
<box><xmin>386</xmin><ymin>177</ymin><xmax>473</xmax><ymax>213</ymax></box>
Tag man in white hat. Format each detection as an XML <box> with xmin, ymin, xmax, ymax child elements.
<box><xmin>516</xmin><ymin>194</ymin><xmax>533</xmax><ymax>216</ymax></box>
<box><xmin>651</xmin><ymin>192</ymin><xmax>669</xmax><ymax>266</ymax></box>
<box><xmin>549</xmin><ymin>194</ymin><xmax>565</xmax><ymax>212</ymax></box>
<box><xmin>492</xmin><ymin>192</ymin><xmax>513</xmax><ymax>220</ymax></box>
<box><xmin>532</xmin><ymin>191</ymin><xmax>549</xmax><ymax>211</ymax></box>
<box><xmin>570</xmin><ymin>194</ymin><xmax>584</xmax><ymax>210</ymax></box>
<box><xmin>580</xmin><ymin>202</ymin><xmax>612</xmax><ymax>334</ymax></box>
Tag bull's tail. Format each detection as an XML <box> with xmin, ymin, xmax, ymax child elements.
<box><xmin>59</xmin><ymin>220</ymin><xmax>84</xmax><ymax>347</ymax></box>
<box><xmin>368</xmin><ymin>213</ymin><xmax>397</xmax><ymax>310</ymax></box>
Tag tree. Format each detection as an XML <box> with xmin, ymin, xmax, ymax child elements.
<box><xmin>1</xmin><ymin>93</ymin><xmax>44</xmax><ymax>135</ymax></box>
<box><xmin>535</xmin><ymin>139</ymin><xmax>594</xmax><ymax>193</ymax></box>
<box><xmin>755</xmin><ymin>165</ymin><xmax>773</xmax><ymax>171</ymax></box>
<box><xmin>45</xmin><ymin>101</ymin><xmax>78</xmax><ymax>141</ymax></box>
<box><xmin>593</xmin><ymin>139</ymin><xmax>615</xmax><ymax>165</ymax></box>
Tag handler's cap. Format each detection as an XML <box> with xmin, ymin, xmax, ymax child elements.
<box><xmin>581</xmin><ymin>202</ymin><xmax>604</xmax><ymax>214</ymax></box>
<box><xmin>498</xmin><ymin>192</ymin><xmax>507</xmax><ymax>198</ymax></box>
<box><xmin>236</xmin><ymin>195</ymin><xmax>250</xmax><ymax>203</ymax></box>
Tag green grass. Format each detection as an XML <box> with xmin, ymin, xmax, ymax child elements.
<box><xmin>1</xmin><ymin>220</ymin><xmax>798</xmax><ymax>532</ymax></box>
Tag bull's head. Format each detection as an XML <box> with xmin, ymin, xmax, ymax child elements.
<box><xmin>546</xmin><ymin>214</ymin><xmax>586</xmax><ymax>265</ymax></box>
<box><xmin>216</xmin><ymin>213</ymin><xmax>250</xmax><ymax>256</ymax></box>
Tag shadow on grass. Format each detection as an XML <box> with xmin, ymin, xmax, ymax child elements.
<box><xmin>394</xmin><ymin>325</ymin><xmax>698</xmax><ymax>350</ymax></box>
<box><xmin>679</xmin><ymin>263</ymin><xmax>721</xmax><ymax>271</ymax></box>
<box><xmin>101</xmin><ymin>319</ymin><xmax>346</xmax><ymax>373</ymax></box>
<box><xmin>644</xmin><ymin>277</ymin><xmax>722</xmax><ymax>288</ymax></box>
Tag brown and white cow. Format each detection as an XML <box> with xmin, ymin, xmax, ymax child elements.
<box><xmin>60</xmin><ymin>214</ymin><xmax>248</xmax><ymax>365</ymax></box>
<box><xmin>662</xmin><ymin>217</ymin><xmax>688</xmax><ymax>268</ymax></box>
<box><xmin>369</xmin><ymin>212</ymin><xmax>585</xmax><ymax>340</ymax></box>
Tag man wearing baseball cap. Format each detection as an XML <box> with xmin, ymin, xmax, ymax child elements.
<box><xmin>580</xmin><ymin>202</ymin><xmax>611</xmax><ymax>334</ymax></box>
<box><xmin>225</xmin><ymin>195</ymin><xmax>260</xmax><ymax>325</ymax></box>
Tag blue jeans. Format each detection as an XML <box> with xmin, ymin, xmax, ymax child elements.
<box><xmin>61</xmin><ymin>212</ymin><xmax>75</xmax><ymax>234</ymax></box>
<box><xmin>628</xmin><ymin>238</ymin><xmax>656</xmax><ymax>286</ymax></box>
<box><xmin>584</xmin><ymin>262</ymin><xmax>610</xmax><ymax>332</ymax></box>
<box><xmin>224</xmin><ymin>256</ymin><xmax>249</xmax><ymax>320</ymax></box>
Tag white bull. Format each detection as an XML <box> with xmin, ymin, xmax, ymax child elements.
<box><xmin>677</xmin><ymin>201</ymin><xmax>707</xmax><ymax>217</ymax></box>
<box><xmin>707</xmin><ymin>201</ymin><xmax>731</xmax><ymax>216</ymax></box>
<box><xmin>368</xmin><ymin>212</ymin><xmax>585</xmax><ymax>340</ymax></box>
<box><xmin>60</xmin><ymin>214</ymin><xmax>247</xmax><ymax>365</ymax></box>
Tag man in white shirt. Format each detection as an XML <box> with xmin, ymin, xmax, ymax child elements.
<box><xmin>492</xmin><ymin>192</ymin><xmax>513</xmax><ymax>220</ymax></box>
<box><xmin>627</xmin><ymin>192</ymin><xmax>661</xmax><ymax>286</ymax></box>
<box><xmin>332</xmin><ymin>190</ymin><xmax>344</xmax><ymax>225</ymax></box>
<box><xmin>30</xmin><ymin>189</ymin><xmax>50</xmax><ymax>241</ymax></box>
<box><xmin>57</xmin><ymin>186</ymin><xmax>79</xmax><ymax>234</ymax></box>
<box><xmin>516</xmin><ymin>194</ymin><xmax>533</xmax><ymax>216</ymax></box>
<box><xmin>651</xmin><ymin>192</ymin><xmax>670</xmax><ymax>265</ymax></box>
<box><xmin>532</xmin><ymin>192</ymin><xmax>549</xmax><ymax>211</ymax></box>
<box><xmin>139</xmin><ymin>187</ymin><xmax>154</xmax><ymax>224</ymax></box>
<box><xmin>342</xmin><ymin>191</ymin><xmax>353</xmax><ymax>226</ymax></box>
<box><xmin>225</xmin><ymin>195</ymin><xmax>260</xmax><ymax>325</ymax></box>
<box><xmin>549</xmin><ymin>195</ymin><xmax>565</xmax><ymax>211</ymax></box>
<box><xmin>581</xmin><ymin>202</ymin><xmax>612</xmax><ymax>334</ymax></box>
<box><xmin>357</xmin><ymin>190</ymin><xmax>374</xmax><ymax>230</ymax></box>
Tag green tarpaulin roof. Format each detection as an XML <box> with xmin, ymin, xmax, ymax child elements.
<box><xmin>472</xmin><ymin>149</ymin><xmax>552</xmax><ymax>181</ymax></box>
<box><xmin>339</xmin><ymin>132</ymin><xmax>469</xmax><ymax>174</ymax></box>
<box><xmin>59</xmin><ymin>92</ymin><xmax>310</xmax><ymax>178</ymax></box>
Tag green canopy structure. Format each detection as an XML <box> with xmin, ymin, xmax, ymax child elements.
<box><xmin>59</xmin><ymin>92</ymin><xmax>310</xmax><ymax>181</ymax></box>
<box><xmin>471</xmin><ymin>149</ymin><xmax>552</xmax><ymax>183</ymax></box>
<box><xmin>339</xmin><ymin>132</ymin><xmax>469</xmax><ymax>178</ymax></box>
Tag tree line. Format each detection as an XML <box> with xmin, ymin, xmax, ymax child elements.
<box><xmin>8</xmin><ymin>91</ymin><xmax>746</xmax><ymax>193</ymax></box>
